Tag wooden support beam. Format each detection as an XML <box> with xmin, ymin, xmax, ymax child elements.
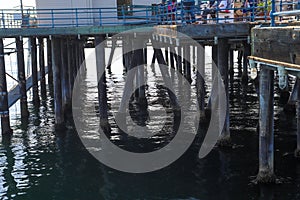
<box><xmin>252</xmin><ymin>27</ymin><xmax>300</xmax><ymax>64</ymax></box>
<box><xmin>16</xmin><ymin>37</ymin><xmax>29</xmax><ymax>118</ymax></box>
<box><xmin>107</xmin><ymin>38</ymin><xmax>116</xmax><ymax>74</ymax></box>
<box><xmin>242</xmin><ymin>42</ymin><xmax>250</xmax><ymax>84</ymax></box>
<box><xmin>47</xmin><ymin>38</ymin><xmax>53</xmax><ymax>86</ymax></box>
<box><xmin>165</xmin><ymin>47</ymin><xmax>169</xmax><ymax>66</ymax></box>
<box><xmin>137</xmin><ymin>48</ymin><xmax>146</xmax><ymax>105</ymax></box>
<box><xmin>170</xmin><ymin>47</ymin><xmax>175</xmax><ymax>69</ymax></box>
<box><xmin>217</xmin><ymin>38</ymin><xmax>230</xmax><ymax>146</ymax></box>
<box><xmin>196</xmin><ymin>43</ymin><xmax>206</xmax><ymax>122</ymax></box>
<box><xmin>229</xmin><ymin>49</ymin><xmax>234</xmax><ymax>94</ymax></box>
<box><xmin>295</xmin><ymin>78</ymin><xmax>300</xmax><ymax>157</ymax></box>
<box><xmin>177</xmin><ymin>46</ymin><xmax>183</xmax><ymax>73</ymax></box>
<box><xmin>256</xmin><ymin>66</ymin><xmax>276</xmax><ymax>183</ymax></box>
<box><xmin>154</xmin><ymin>47</ymin><xmax>180</xmax><ymax>110</ymax></box>
<box><xmin>61</xmin><ymin>39</ymin><xmax>70</xmax><ymax>110</ymax></box>
<box><xmin>67</xmin><ymin>39</ymin><xmax>74</xmax><ymax>96</ymax></box>
<box><xmin>52</xmin><ymin>38</ymin><xmax>64</xmax><ymax>126</ymax></box>
<box><xmin>144</xmin><ymin>46</ymin><xmax>147</xmax><ymax>65</ymax></box>
<box><xmin>184</xmin><ymin>44</ymin><xmax>192</xmax><ymax>83</ymax></box>
<box><xmin>207</xmin><ymin>45</ymin><xmax>218</xmax><ymax>110</ymax></box>
<box><xmin>38</xmin><ymin>37</ymin><xmax>47</xmax><ymax>99</ymax></box>
<box><xmin>95</xmin><ymin>35</ymin><xmax>109</xmax><ymax>128</ymax></box>
<box><xmin>30</xmin><ymin>37</ymin><xmax>40</xmax><ymax>105</ymax></box>
<box><xmin>0</xmin><ymin>38</ymin><xmax>12</xmax><ymax>135</ymax></box>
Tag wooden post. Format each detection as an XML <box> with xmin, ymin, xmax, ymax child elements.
<box><xmin>207</xmin><ymin>45</ymin><xmax>218</xmax><ymax>109</ymax></box>
<box><xmin>256</xmin><ymin>66</ymin><xmax>275</xmax><ymax>183</ymax></box>
<box><xmin>0</xmin><ymin>38</ymin><xmax>12</xmax><ymax>135</ymax></box>
<box><xmin>229</xmin><ymin>49</ymin><xmax>234</xmax><ymax>95</ymax></box>
<box><xmin>81</xmin><ymin>40</ymin><xmax>86</xmax><ymax>75</ymax></box>
<box><xmin>73</xmin><ymin>40</ymin><xmax>78</xmax><ymax>81</ymax></box>
<box><xmin>67</xmin><ymin>39</ymin><xmax>74</xmax><ymax>96</ymax></box>
<box><xmin>177</xmin><ymin>46</ymin><xmax>183</xmax><ymax>73</ymax></box>
<box><xmin>30</xmin><ymin>37</ymin><xmax>40</xmax><ymax>105</ymax></box>
<box><xmin>170</xmin><ymin>47</ymin><xmax>175</xmax><ymax>69</ymax></box>
<box><xmin>217</xmin><ymin>38</ymin><xmax>230</xmax><ymax>146</ymax></box>
<box><xmin>184</xmin><ymin>44</ymin><xmax>192</xmax><ymax>83</ymax></box>
<box><xmin>295</xmin><ymin>78</ymin><xmax>300</xmax><ymax>157</ymax></box>
<box><xmin>237</xmin><ymin>49</ymin><xmax>243</xmax><ymax>77</ymax></box>
<box><xmin>122</xmin><ymin>38</ymin><xmax>128</xmax><ymax>73</ymax></box>
<box><xmin>137</xmin><ymin>48</ymin><xmax>146</xmax><ymax>105</ymax></box>
<box><xmin>38</xmin><ymin>38</ymin><xmax>47</xmax><ymax>99</ymax></box>
<box><xmin>154</xmin><ymin>47</ymin><xmax>180</xmax><ymax>110</ymax></box>
<box><xmin>16</xmin><ymin>37</ymin><xmax>29</xmax><ymax>118</ymax></box>
<box><xmin>61</xmin><ymin>39</ymin><xmax>70</xmax><ymax>111</ymax></box>
<box><xmin>196</xmin><ymin>43</ymin><xmax>206</xmax><ymax>122</ymax></box>
<box><xmin>52</xmin><ymin>38</ymin><xmax>64</xmax><ymax>126</ymax></box>
<box><xmin>47</xmin><ymin>38</ymin><xmax>53</xmax><ymax>86</ymax></box>
<box><xmin>192</xmin><ymin>45</ymin><xmax>196</xmax><ymax>66</ymax></box>
<box><xmin>107</xmin><ymin>38</ymin><xmax>116</xmax><ymax>74</ymax></box>
<box><xmin>151</xmin><ymin>50</ymin><xmax>156</xmax><ymax>66</ymax></box>
<box><xmin>165</xmin><ymin>47</ymin><xmax>169</xmax><ymax>65</ymax></box>
<box><xmin>242</xmin><ymin>42</ymin><xmax>250</xmax><ymax>84</ymax></box>
<box><xmin>95</xmin><ymin>35</ymin><xmax>109</xmax><ymax>128</ymax></box>
<box><xmin>144</xmin><ymin>46</ymin><xmax>147</xmax><ymax>65</ymax></box>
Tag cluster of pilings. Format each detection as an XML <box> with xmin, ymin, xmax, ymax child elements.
<box><xmin>92</xmin><ymin>33</ymin><xmax>252</xmax><ymax>145</ymax></box>
<box><xmin>0</xmin><ymin>36</ymin><xmax>86</xmax><ymax>133</ymax></box>
<box><xmin>0</xmin><ymin>33</ymin><xmax>260</xmax><ymax>181</ymax></box>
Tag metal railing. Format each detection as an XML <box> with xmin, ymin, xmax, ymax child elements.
<box><xmin>0</xmin><ymin>2</ymin><xmax>299</xmax><ymax>29</ymax></box>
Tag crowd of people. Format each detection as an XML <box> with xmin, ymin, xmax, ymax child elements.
<box><xmin>157</xmin><ymin>0</ymin><xmax>266</xmax><ymax>24</ymax></box>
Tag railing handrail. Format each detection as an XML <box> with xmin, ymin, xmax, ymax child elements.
<box><xmin>0</xmin><ymin>3</ymin><xmax>299</xmax><ymax>29</ymax></box>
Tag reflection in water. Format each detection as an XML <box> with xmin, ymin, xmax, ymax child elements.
<box><xmin>0</xmin><ymin>47</ymin><xmax>299</xmax><ymax>200</ymax></box>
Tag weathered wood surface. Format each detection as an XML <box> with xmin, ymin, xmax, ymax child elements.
<box><xmin>0</xmin><ymin>23</ymin><xmax>253</xmax><ymax>39</ymax></box>
<box><xmin>248</xmin><ymin>56</ymin><xmax>300</xmax><ymax>70</ymax></box>
<box><xmin>177</xmin><ymin>23</ymin><xmax>253</xmax><ymax>39</ymax></box>
<box><xmin>252</xmin><ymin>26</ymin><xmax>300</xmax><ymax>64</ymax></box>
<box><xmin>8</xmin><ymin>67</ymin><xmax>48</xmax><ymax>108</ymax></box>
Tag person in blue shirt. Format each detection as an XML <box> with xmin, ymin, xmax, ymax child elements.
<box><xmin>182</xmin><ymin>0</ymin><xmax>196</xmax><ymax>23</ymax></box>
<box><xmin>201</xmin><ymin>0</ymin><xmax>217</xmax><ymax>24</ymax></box>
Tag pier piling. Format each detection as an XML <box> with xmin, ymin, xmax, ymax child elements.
<box><xmin>184</xmin><ymin>44</ymin><xmax>192</xmax><ymax>83</ymax></box>
<box><xmin>95</xmin><ymin>35</ymin><xmax>109</xmax><ymax>129</ymax></box>
<box><xmin>16</xmin><ymin>37</ymin><xmax>29</xmax><ymax>118</ymax></box>
<box><xmin>196</xmin><ymin>43</ymin><xmax>206</xmax><ymax>122</ymax></box>
<box><xmin>38</xmin><ymin>38</ymin><xmax>47</xmax><ymax>99</ymax></box>
<box><xmin>295</xmin><ymin>78</ymin><xmax>300</xmax><ymax>157</ymax></box>
<box><xmin>177</xmin><ymin>46</ymin><xmax>182</xmax><ymax>73</ymax></box>
<box><xmin>30</xmin><ymin>37</ymin><xmax>40</xmax><ymax>106</ymax></box>
<box><xmin>52</xmin><ymin>38</ymin><xmax>64</xmax><ymax>126</ymax></box>
<box><xmin>0</xmin><ymin>38</ymin><xmax>12</xmax><ymax>135</ymax></box>
<box><xmin>67</xmin><ymin>39</ymin><xmax>74</xmax><ymax>96</ymax></box>
<box><xmin>217</xmin><ymin>38</ymin><xmax>231</xmax><ymax>146</ymax></box>
<box><xmin>257</xmin><ymin>66</ymin><xmax>275</xmax><ymax>183</ymax></box>
<box><xmin>242</xmin><ymin>42</ymin><xmax>250</xmax><ymax>84</ymax></box>
<box><xmin>47</xmin><ymin>38</ymin><xmax>53</xmax><ymax>86</ymax></box>
<box><xmin>61</xmin><ymin>39</ymin><xmax>70</xmax><ymax>111</ymax></box>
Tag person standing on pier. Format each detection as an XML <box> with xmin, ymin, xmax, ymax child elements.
<box><xmin>182</xmin><ymin>0</ymin><xmax>196</xmax><ymax>23</ymax></box>
<box><xmin>201</xmin><ymin>0</ymin><xmax>217</xmax><ymax>24</ymax></box>
<box><xmin>168</xmin><ymin>0</ymin><xmax>177</xmax><ymax>24</ymax></box>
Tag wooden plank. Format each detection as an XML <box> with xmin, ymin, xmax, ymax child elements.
<box><xmin>248</xmin><ymin>56</ymin><xmax>300</xmax><ymax>70</ymax></box>
<box><xmin>177</xmin><ymin>23</ymin><xmax>253</xmax><ymax>39</ymax></box>
<box><xmin>0</xmin><ymin>25</ymin><xmax>154</xmax><ymax>38</ymax></box>
<box><xmin>8</xmin><ymin>67</ymin><xmax>48</xmax><ymax>108</ymax></box>
<box><xmin>252</xmin><ymin>26</ymin><xmax>300</xmax><ymax>64</ymax></box>
<box><xmin>0</xmin><ymin>23</ymin><xmax>253</xmax><ymax>39</ymax></box>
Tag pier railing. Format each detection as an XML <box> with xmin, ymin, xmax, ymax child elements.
<box><xmin>0</xmin><ymin>2</ymin><xmax>300</xmax><ymax>28</ymax></box>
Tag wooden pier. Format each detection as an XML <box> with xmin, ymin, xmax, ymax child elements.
<box><xmin>1</xmin><ymin>4</ymin><xmax>300</xmax><ymax>184</ymax></box>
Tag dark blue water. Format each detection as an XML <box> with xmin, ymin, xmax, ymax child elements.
<box><xmin>1</xmin><ymin>49</ymin><xmax>300</xmax><ymax>200</ymax></box>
